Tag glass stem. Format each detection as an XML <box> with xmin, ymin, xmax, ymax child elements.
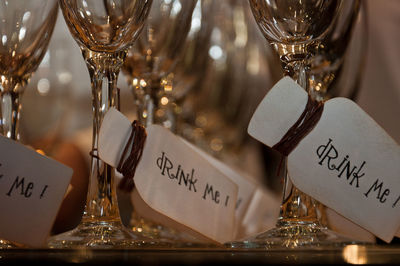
<box><xmin>0</xmin><ymin>80</ymin><xmax>27</xmax><ymax>247</ymax></box>
<box><xmin>134</xmin><ymin>79</ymin><xmax>176</xmax><ymax>131</ymax></box>
<box><xmin>0</xmin><ymin>91</ymin><xmax>22</xmax><ymax>140</ymax></box>
<box><xmin>135</xmin><ymin>80</ymin><xmax>160</xmax><ymax>128</ymax></box>
<box><xmin>81</xmin><ymin>48</ymin><xmax>126</xmax><ymax>223</ymax></box>
<box><xmin>276</xmin><ymin>57</ymin><xmax>322</xmax><ymax>227</ymax></box>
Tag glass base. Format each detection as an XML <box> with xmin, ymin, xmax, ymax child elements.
<box><xmin>227</xmin><ymin>223</ymin><xmax>362</xmax><ymax>250</ymax></box>
<box><xmin>0</xmin><ymin>239</ymin><xmax>21</xmax><ymax>249</ymax></box>
<box><xmin>47</xmin><ymin>220</ymin><xmax>158</xmax><ymax>249</ymax></box>
<box><xmin>129</xmin><ymin>215</ymin><xmax>220</xmax><ymax>249</ymax></box>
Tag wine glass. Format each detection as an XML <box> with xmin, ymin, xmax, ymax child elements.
<box><xmin>0</xmin><ymin>0</ymin><xmax>58</xmax><ymax>248</ymax></box>
<box><xmin>228</xmin><ymin>0</ymin><xmax>360</xmax><ymax>249</ymax></box>
<box><xmin>178</xmin><ymin>0</ymin><xmax>281</xmax><ymax>162</ymax></box>
<box><xmin>175</xmin><ymin>0</ymin><xmax>284</xmax><ymax>240</ymax></box>
<box><xmin>308</xmin><ymin>0</ymin><xmax>365</xmax><ymax>101</ymax></box>
<box><xmin>47</xmin><ymin>0</ymin><xmax>153</xmax><ymax>249</ymax></box>
<box><xmin>307</xmin><ymin>1</ymin><xmax>371</xmax><ymax>240</ymax></box>
<box><xmin>120</xmin><ymin>0</ymin><xmax>200</xmax><ymax>245</ymax></box>
<box><xmin>314</xmin><ymin>0</ymin><xmax>368</xmax><ymax>101</ymax></box>
<box><xmin>122</xmin><ymin>0</ymin><xmax>197</xmax><ymax>132</ymax></box>
<box><xmin>170</xmin><ymin>0</ymin><xmax>217</xmax><ymax>133</ymax></box>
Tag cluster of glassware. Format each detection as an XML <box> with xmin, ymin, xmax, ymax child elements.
<box><xmin>0</xmin><ymin>0</ymin><xmax>368</xmax><ymax>249</ymax></box>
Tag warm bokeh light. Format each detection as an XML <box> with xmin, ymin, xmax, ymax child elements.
<box><xmin>342</xmin><ymin>245</ymin><xmax>368</xmax><ymax>264</ymax></box>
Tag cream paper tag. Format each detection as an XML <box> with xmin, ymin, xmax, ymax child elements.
<box><xmin>326</xmin><ymin>207</ymin><xmax>376</xmax><ymax>243</ymax></box>
<box><xmin>239</xmin><ymin>187</ymin><xmax>280</xmax><ymax>239</ymax></box>
<box><xmin>98</xmin><ymin>108</ymin><xmax>238</xmax><ymax>244</ymax></box>
<box><xmin>179</xmin><ymin>138</ymin><xmax>283</xmax><ymax>240</ymax></box>
<box><xmin>178</xmin><ymin>138</ymin><xmax>278</xmax><ymax>239</ymax></box>
<box><xmin>248</xmin><ymin>77</ymin><xmax>400</xmax><ymax>243</ymax></box>
<box><xmin>0</xmin><ymin>136</ymin><xmax>73</xmax><ymax>247</ymax></box>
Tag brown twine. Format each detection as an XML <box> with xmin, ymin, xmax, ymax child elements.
<box><xmin>117</xmin><ymin>87</ymin><xmax>121</xmax><ymax>111</ymax></box>
<box><xmin>272</xmin><ymin>96</ymin><xmax>324</xmax><ymax>176</ymax></box>
<box><xmin>117</xmin><ymin>120</ymin><xmax>147</xmax><ymax>192</ymax></box>
<box><xmin>89</xmin><ymin>93</ymin><xmax>145</xmax><ymax>191</ymax></box>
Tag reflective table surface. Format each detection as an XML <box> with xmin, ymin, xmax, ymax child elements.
<box><xmin>1</xmin><ymin>244</ymin><xmax>400</xmax><ymax>265</ymax></box>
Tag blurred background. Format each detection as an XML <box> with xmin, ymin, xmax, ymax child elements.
<box><xmin>15</xmin><ymin>0</ymin><xmax>400</xmax><ymax>240</ymax></box>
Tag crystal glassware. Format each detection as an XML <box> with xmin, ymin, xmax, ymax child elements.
<box><xmin>312</xmin><ymin>0</ymin><xmax>368</xmax><ymax>101</ymax></box>
<box><xmin>47</xmin><ymin>0</ymin><xmax>153</xmax><ymax>249</ymax></box>
<box><xmin>169</xmin><ymin>0</ymin><xmax>217</xmax><ymax>134</ymax></box>
<box><xmin>122</xmin><ymin>0</ymin><xmax>197</xmax><ymax>132</ymax></box>
<box><xmin>306</xmin><ymin>0</ymin><xmax>370</xmax><ymax>239</ymax></box>
<box><xmin>0</xmin><ymin>0</ymin><xmax>58</xmax><ymax>248</ymax></box>
<box><xmin>308</xmin><ymin>0</ymin><xmax>364</xmax><ymax>101</ymax></box>
<box><xmin>120</xmin><ymin>0</ymin><xmax>202</xmax><ymax>245</ymax></box>
<box><xmin>175</xmin><ymin>0</ymin><xmax>284</xmax><ymax>240</ymax></box>
<box><xmin>177</xmin><ymin>0</ymin><xmax>281</xmax><ymax>160</ymax></box>
<box><xmin>228</xmin><ymin>0</ymin><xmax>361</xmax><ymax>249</ymax></box>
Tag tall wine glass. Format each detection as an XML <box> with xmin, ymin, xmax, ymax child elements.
<box><xmin>228</xmin><ymin>0</ymin><xmax>358</xmax><ymax>249</ymax></box>
<box><xmin>178</xmin><ymin>0</ymin><xmax>281</xmax><ymax>161</ymax></box>
<box><xmin>313</xmin><ymin>0</ymin><xmax>368</xmax><ymax>101</ymax></box>
<box><xmin>306</xmin><ymin>0</ymin><xmax>371</xmax><ymax>240</ymax></box>
<box><xmin>120</xmin><ymin>0</ymin><xmax>199</xmax><ymax>244</ymax></box>
<box><xmin>47</xmin><ymin>0</ymin><xmax>152</xmax><ymax>249</ymax></box>
<box><xmin>0</xmin><ymin>0</ymin><xmax>58</xmax><ymax>248</ymax></box>
<box><xmin>122</xmin><ymin>0</ymin><xmax>197</xmax><ymax>132</ymax></box>
<box><xmin>308</xmin><ymin>0</ymin><xmax>363</xmax><ymax>101</ymax></box>
<box><xmin>169</xmin><ymin>0</ymin><xmax>217</xmax><ymax>134</ymax></box>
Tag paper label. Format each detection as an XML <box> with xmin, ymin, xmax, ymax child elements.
<box><xmin>99</xmin><ymin>108</ymin><xmax>238</xmax><ymax>244</ymax></box>
<box><xmin>240</xmin><ymin>187</ymin><xmax>280</xmax><ymax>239</ymax></box>
<box><xmin>248</xmin><ymin>77</ymin><xmax>400</xmax><ymax>242</ymax></box>
<box><xmin>179</xmin><ymin>137</ymin><xmax>282</xmax><ymax>240</ymax></box>
<box><xmin>326</xmin><ymin>207</ymin><xmax>376</xmax><ymax>243</ymax></box>
<box><xmin>0</xmin><ymin>136</ymin><xmax>73</xmax><ymax>247</ymax></box>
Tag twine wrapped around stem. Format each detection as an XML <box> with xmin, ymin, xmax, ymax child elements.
<box><xmin>273</xmin><ymin>96</ymin><xmax>324</xmax><ymax>175</ymax></box>
<box><xmin>117</xmin><ymin>120</ymin><xmax>147</xmax><ymax>192</ymax></box>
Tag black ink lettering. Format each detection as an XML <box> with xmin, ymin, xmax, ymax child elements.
<box><xmin>6</xmin><ymin>176</ymin><xmax>24</xmax><ymax>196</ymax></box>
<box><xmin>349</xmin><ymin>161</ymin><xmax>365</xmax><ymax>188</ymax></box>
<box><xmin>156</xmin><ymin>152</ymin><xmax>165</xmax><ymax>169</ymax></box>
<box><xmin>225</xmin><ymin>195</ymin><xmax>230</xmax><ymax>207</ymax></box>
<box><xmin>335</xmin><ymin>155</ymin><xmax>349</xmax><ymax>172</ymax></box>
<box><xmin>381</xmin><ymin>189</ymin><xmax>390</xmax><ymax>203</ymax></box>
<box><xmin>317</xmin><ymin>139</ymin><xmax>366</xmax><ymax>189</ymax></box>
<box><xmin>188</xmin><ymin>169</ymin><xmax>197</xmax><ymax>192</ymax></box>
<box><xmin>6</xmin><ymin>176</ymin><xmax>34</xmax><ymax>198</ymax></box>
<box><xmin>203</xmin><ymin>183</ymin><xmax>220</xmax><ymax>203</ymax></box>
<box><xmin>215</xmin><ymin>190</ymin><xmax>220</xmax><ymax>203</ymax></box>
<box><xmin>392</xmin><ymin>195</ymin><xmax>400</xmax><ymax>208</ymax></box>
<box><xmin>40</xmin><ymin>185</ymin><xmax>48</xmax><ymax>199</ymax></box>
<box><xmin>25</xmin><ymin>182</ymin><xmax>34</xmax><ymax>197</ymax></box>
<box><xmin>171</xmin><ymin>164</ymin><xmax>181</xmax><ymax>180</ymax></box>
<box><xmin>162</xmin><ymin>156</ymin><xmax>174</xmax><ymax>178</ymax></box>
<box><xmin>364</xmin><ymin>179</ymin><xmax>390</xmax><ymax>203</ymax></box>
<box><xmin>337</xmin><ymin>161</ymin><xmax>356</xmax><ymax>180</ymax></box>
<box><xmin>203</xmin><ymin>183</ymin><xmax>213</xmax><ymax>200</ymax></box>
<box><xmin>157</xmin><ymin>151</ymin><xmax>198</xmax><ymax>193</ymax></box>
<box><xmin>318</xmin><ymin>145</ymin><xmax>338</xmax><ymax>170</ymax></box>
<box><xmin>178</xmin><ymin>167</ymin><xmax>189</xmax><ymax>186</ymax></box>
<box><xmin>316</xmin><ymin>138</ymin><xmax>332</xmax><ymax>158</ymax></box>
